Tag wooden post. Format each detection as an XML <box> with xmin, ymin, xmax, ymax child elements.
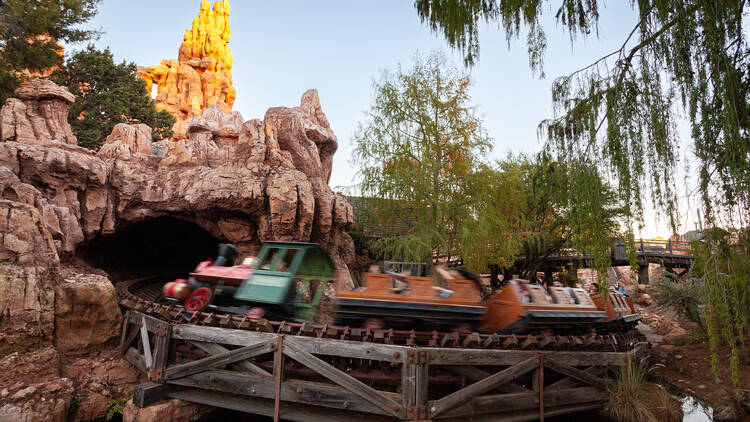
<box><xmin>539</xmin><ymin>354</ymin><xmax>545</xmax><ymax>422</ymax></box>
<box><xmin>273</xmin><ymin>335</ymin><xmax>284</xmax><ymax>422</ymax></box>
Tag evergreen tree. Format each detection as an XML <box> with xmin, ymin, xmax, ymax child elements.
<box><xmin>353</xmin><ymin>51</ymin><xmax>492</xmax><ymax>264</ymax></box>
<box><xmin>0</xmin><ymin>0</ymin><xmax>101</xmax><ymax>101</ymax></box>
<box><xmin>52</xmin><ymin>46</ymin><xmax>175</xmax><ymax>150</ymax></box>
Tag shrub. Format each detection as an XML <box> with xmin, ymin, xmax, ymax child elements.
<box><xmin>650</xmin><ymin>276</ymin><xmax>702</xmax><ymax>323</ymax></box>
<box><xmin>606</xmin><ymin>359</ymin><xmax>682</xmax><ymax>422</ymax></box>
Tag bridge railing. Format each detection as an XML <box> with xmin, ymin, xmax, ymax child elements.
<box><xmin>611</xmin><ymin>239</ymin><xmax>693</xmax><ymax>261</ymax></box>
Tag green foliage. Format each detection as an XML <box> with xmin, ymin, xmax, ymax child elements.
<box><xmin>0</xmin><ymin>0</ymin><xmax>101</xmax><ymax>101</ymax></box>
<box><xmin>462</xmin><ymin>153</ymin><xmax>623</xmax><ymax>277</ymax></box>
<box><xmin>414</xmin><ymin>0</ymin><xmax>750</xmax><ymax>387</ymax></box>
<box><xmin>52</xmin><ymin>46</ymin><xmax>175</xmax><ymax>150</ymax></box>
<box><xmin>691</xmin><ymin>230</ymin><xmax>750</xmax><ymax>391</ymax></box>
<box><xmin>105</xmin><ymin>397</ymin><xmax>130</xmax><ymax>421</ymax></box>
<box><xmin>353</xmin><ymin>51</ymin><xmax>491</xmax><ymax>264</ymax></box>
<box><xmin>650</xmin><ymin>275</ymin><xmax>702</xmax><ymax>323</ymax></box>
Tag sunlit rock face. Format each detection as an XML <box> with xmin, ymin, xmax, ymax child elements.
<box><xmin>137</xmin><ymin>0</ymin><xmax>236</xmax><ymax>140</ymax></box>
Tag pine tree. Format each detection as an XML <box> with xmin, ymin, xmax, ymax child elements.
<box><xmin>52</xmin><ymin>46</ymin><xmax>175</xmax><ymax>150</ymax></box>
<box><xmin>0</xmin><ymin>0</ymin><xmax>101</xmax><ymax>101</ymax></box>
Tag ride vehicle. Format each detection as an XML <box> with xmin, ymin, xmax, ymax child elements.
<box><xmin>163</xmin><ymin>241</ymin><xmax>338</xmax><ymax>321</ymax></box>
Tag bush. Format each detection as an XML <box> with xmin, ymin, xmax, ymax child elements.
<box><xmin>650</xmin><ymin>276</ymin><xmax>702</xmax><ymax>323</ymax></box>
<box><xmin>606</xmin><ymin>359</ymin><xmax>682</xmax><ymax>422</ymax></box>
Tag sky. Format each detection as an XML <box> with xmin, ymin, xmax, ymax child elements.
<box><xmin>76</xmin><ymin>0</ymin><xmax>699</xmax><ymax>237</ymax></box>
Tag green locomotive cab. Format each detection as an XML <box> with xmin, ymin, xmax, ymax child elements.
<box><xmin>234</xmin><ymin>242</ymin><xmax>336</xmax><ymax>321</ymax></box>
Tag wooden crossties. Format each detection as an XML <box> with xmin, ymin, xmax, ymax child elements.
<box><xmin>122</xmin><ymin>311</ymin><xmax>646</xmax><ymax>422</ymax></box>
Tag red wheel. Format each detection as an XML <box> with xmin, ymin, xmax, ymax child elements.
<box><xmin>184</xmin><ymin>287</ymin><xmax>213</xmax><ymax>311</ymax></box>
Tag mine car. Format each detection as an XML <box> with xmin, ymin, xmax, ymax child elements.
<box><xmin>590</xmin><ymin>290</ymin><xmax>641</xmax><ymax>329</ymax></box>
<box><xmin>481</xmin><ymin>279</ymin><xmax>609</xmax><ymax>333</ymax></box>
<box><xmin>334</xmin><ymin>271</ymin><xmax>486</xmax><ymax>330</ymax></box>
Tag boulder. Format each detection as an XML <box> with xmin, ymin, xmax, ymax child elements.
<box><xmin>0</xmin><ymin>266</ymin><xmax>57</xmax><ymax>355</ymax></box>
<box><xmin>663</xmin><ymin>326</ymin><xmax>688</xmax><ymax>346</ymax></box>
<box><xmin>54</xmin><ymin>270</ymin><xmax>121</xmax><ymax>353</ymax></box>
<box><xmin>98</xmin><ymin>124</ymin><xmax>155</xmax><ymax>160</ymax></box>
<box><xmin>0</xmin><ymin>79</ymin><xmax>76</xmax><ymax>145</ymax></box>
<box><xmin>122</xmin><ymin>399</ymin><xmax>213</xmax><ymax>422</ymax></box>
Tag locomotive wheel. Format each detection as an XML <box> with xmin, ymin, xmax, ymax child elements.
<box><xmin>184</xmin><ymin>287</ymin><xmax>213</xmax><ymax>311</ymax></box>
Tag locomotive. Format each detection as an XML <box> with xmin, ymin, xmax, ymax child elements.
<box><xmin>162</xmin><ymin>241</ymin><xmax>640</xmax><ymax>333</ymax></box>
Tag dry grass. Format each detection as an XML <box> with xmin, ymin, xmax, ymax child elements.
<box><xmin>605</xmin><ymin>359</ymin><xmax>682</xmax><ymax>422</ymax></box>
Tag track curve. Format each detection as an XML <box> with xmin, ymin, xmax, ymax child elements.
<box><xmin>117</xmin><ymin>277</ymin><xmax>644</xmax><ymax>352</ymax></box>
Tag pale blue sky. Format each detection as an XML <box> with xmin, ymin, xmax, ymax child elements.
<box><xmin>74</xmin><ymin>1</ymin><xmax>695</xmax><ymax>236</ymax></box>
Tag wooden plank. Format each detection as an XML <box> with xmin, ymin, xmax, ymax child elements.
<box><xmin>438</xmin><ymin>402</ymin><xmax>604</xmax><ymax>422</ymax></box>
<box><xmin>150</xmin><ymin>329</ymin><xmax>170</xmax><ymax>381</ymax></box>
<box><xmin>172</xmin><ymin>324</ymin><xmax>407</xmax><ymax>362</ymax></box>
<box><xmin>423</xmin><ymin>348</ymin><xmax>629</xmax><ymax>366</ymax></box>
<box><xmin>543</xmin><ymin>359</ymin><xmax>607</xmax><ymax>389</ymax></box>
<box><xmin>119</xmin><ymin>321</ymin><xmax>139</xmax><ymax>355</ymax></box>
<box><xmin>416</xmin><ymin>363</ymin><xmax>429</xmax><ymax>408</ymax></box>
<box><xmin>546</xmin><ymin>366</ymin><xmax>606</xmax><ymax>390</ymax></box>
<box><xmin>167</xmin><ymin>388</ymin><xmax>394</xmax><ymax>422</ymax></box>
<box><xmin>401</xmin><ymin>363</ymin><xmax>416</xmax><ymax>409</ymax></box>
<box><xmin>167</xmin><ymin>369</ymin><xmax>396</xmax><ymax>416</ymax></box>
<box><xmin>438</xmin><ymin>387</ymin><xmax>606</xmax><ymax>419</ymax></box>
<box><xmin>140</xmin><ymin>317</ymin><xmax>153</xmax><ymax>370</ymax></box>
<box><xmin>132</xmin><ymin>382</ymin><xmax>169</xmax><ymax>408</ymax></box>
<box><xmin>128</xmin><ymin>311</ymin><xmax>163</xmax><ymax>332</ymax></box>
<box><xmin>125</xmin><ymin>347</ymin><xmax>148</xmax><ymax>374</ymax></box>
<box><xmin>118</xmin><ymin>314</ymin><xmax>130</xmax><ymax>352</ymax></box>
<box><xmin>172</xmin><ymin>323</ymin><xmax>277</xmax><ymax>345</ymax></box>
<box><xmin>429</xmin><ymin>357</ymin><xmax>538</xmax><ymax>417</ymax></box>
<box><xmin>192</xmin><ymin>341</ymin><xmax>272</xmax><ymax>377</ymax></box>
<box><xmin>166</xmin><ymin>339</ymin><xmax>275</xmax><ymax>380</ymax></box>
<box><xmin>441</xmin><ymin>366</ymin><xmax>529</xmax><ymax>393</ymax></box>
<box><xmin>283</xmin><ymin>337</ymin><xmax>403</xmax><ymax>418</ymax></box>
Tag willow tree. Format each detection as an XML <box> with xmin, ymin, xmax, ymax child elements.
<box><xmin>353</xmin><ymin>52</ymin><xmax>491</xmax><ymax>264</ymax></box>
<box><xmin>462</xmin><ymin>154</ymin><xmax>623</xmax><ymax>283</ymax></box>
<box><xmin>414</xmin><ymin>0</ymin><xmax>749</xmax><ymax>390</ymax></box>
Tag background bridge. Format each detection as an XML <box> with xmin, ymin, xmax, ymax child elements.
<box><xmin>512</xmin><ymin>239</ymin><xmax>694</xmax><ymax>285</ymax></box>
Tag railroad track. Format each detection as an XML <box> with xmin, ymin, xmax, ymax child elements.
<box><xmin>117</xmin><ymin>277</ymin><xmax>644</xmax><ymax>352</ymax></box>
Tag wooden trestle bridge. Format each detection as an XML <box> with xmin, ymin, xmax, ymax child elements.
<box><xmin>513</xmin><ymin>238</ymin><xmax>695</xmax><ymax>285</ymax></box>
<box><xmin>123</xmin><ymin>310</ymin><xmax>648</xmax><ymax>422</ymax></box>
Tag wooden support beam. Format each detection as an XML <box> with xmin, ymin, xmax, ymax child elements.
<box><xmin>133</xmin><ymin>382</ymin><xmax>169</xmax><ymax>408</ymax></box>
<box><xmin>543</xmin><ymin>359</ymin><xmax>607</xmax><ymax>390</ymax></box>
<box><xmin>441</xmin><ymin>366</ymin><xmax>530</xmax><ymax>393</ymax></box>
<box><xmin>119</xmin><ymin>321</ymin><xmax>139</xmax><ymax>356</ymax></box>
<box><xmin>422</xmin><ymin>348</ymin><xmax>629</xmax><ymax>366</ymax></box>
<box><xmin>168</xmin><ymin>388</ymin><xmax>395</xmax><ymax>422</ymax></box>
<box><xmin>166</xmin><ymin>339</ymin><xmax>275</xmax><ymax>380</ymax></box>
<box><xmin>428</xmin><ymin>357</ymin><xmax>538</xmax><ymax>417</ymax></box>
<box><xmin>167</xmin><ymin>369</ymin><xmax>396</xmax><ymax>415</ymax></box>
<box><xmin>139</xmin><ymin>317</ymin><xmax>153</xmax><ymax>371</ymax></box>
<box><xmin>125</xmin><ymin>347</ymin><xmax>148</xmax><ymax>374</ymax></box>
<box><xmin>172</xmin><ymin>324</ymin><xmax>407</xmax><ymax>362</ymax></box>
<box><xmin>546</xmin><ymin>366</ymin><xmax>606</xmax><ymax>390</ymax></box>
<box><xmin>438</xmin><ymin>387</ymin><xmax>606</xmax><ymax>419</ymax></box>
<box><xmin>192</xmin><ymin>341</ymin><xmax>271</xmax><ymax>377</ymax></box>
<box><xmin>283</xmin><ymin>337</ymin><xmax>403</xmax><ymax>418</ymax></box>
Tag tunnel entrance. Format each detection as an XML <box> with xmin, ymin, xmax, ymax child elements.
<box><xmin>77</xmin><ymin>217</ymin><xmax>223</xmax><ymax>281</ymax></box>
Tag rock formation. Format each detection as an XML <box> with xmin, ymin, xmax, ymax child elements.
<box><xmin>0</xmin><ymin>79</ymin><xmax>77</xmax><ymax>145</ymax></box>
<box><xmin>138</xmin><ymin>0</ymin><xmax>236</xmax><ymax>139</ymax></box>
<box><xmin>0</xmin><ymin>79</ymin><xmax>353</xmax><ymax>420</ymax></box>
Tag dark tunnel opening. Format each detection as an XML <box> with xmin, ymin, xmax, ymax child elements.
<box><xmin>76</xmin><ymin>217</ymin><xmax>223</xmax><ymax>282</ymax></box>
